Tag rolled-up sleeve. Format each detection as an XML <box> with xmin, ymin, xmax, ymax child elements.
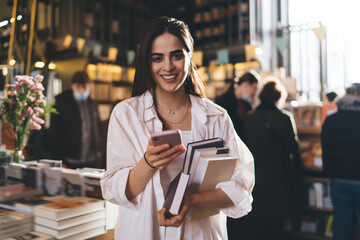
<box><xmin>100</xmin><ymin>103</ymin><xmax>145</xmax><ymax>209</ymax></box>
<box><xmin>216</xmin><ymin>112</ymin><xmax>255</xmax><ymax>218</ymax></box>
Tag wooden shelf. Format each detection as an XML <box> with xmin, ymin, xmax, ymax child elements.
<box><xmin>297</xmin><ymin>126</ymin><xmax>322</xmax><ymax>135</ymax></box>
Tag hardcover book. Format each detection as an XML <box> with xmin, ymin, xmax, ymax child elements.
<box><xmin>34</xmin><ymin>209</ymin><xmax>106</xmax><ymax>230</ymax></box>
<box><xmin>163</xmin><ymin>138</ymin><xmax>224</xmax><ymax>218</ymax></box>
<box><xmin>33</xmin><ymin>196</ymin><xmax>105</xmax><ymax>221</ymax></box>
<box><xmin>186</xmin><ymin>153</ymin><xmax>237</xmax><ymax>220</ymax></box>
<box><xmin>34</xmin><ymin>218</ymin><xmax>106</xmax><ymax>239</ymax></box>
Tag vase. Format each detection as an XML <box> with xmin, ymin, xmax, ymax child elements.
<box><xmin>10</xmin><ymin>149</ymin><xmax>23</xmax><ymax>164</ymax></box>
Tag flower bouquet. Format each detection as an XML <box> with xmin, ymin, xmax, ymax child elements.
<box><xmin>1</xmin><ymin>74</ymin><xmax>57</xmax><ymax>163</ymax></box>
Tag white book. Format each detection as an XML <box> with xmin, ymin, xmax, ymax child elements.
<box><xmin>33</xmin><ymin>196</ymin><xmax>105</xmax><ymax>221</ymax></box>
<box><xmin>61</xmin><ymin>226</ymin><xmax>106</xmax><ymax>240</ymax></box>
<box><xmin>187</xmin><ymin>147</ymin><xmax>229</xmax><ymax>189</ymax></box>
<box><xmin>186</xmin><ymin>154</ymin><xmax>237</xmax><ymax>220</ymax></box>
<box><xmin>34</xmin><ymin>218</ymin><xmax>106</xmax><ymax>239</ymax></box>
<box><xmin>34</xmin><ymin>209</ymin><xmax>106</xmax><ymax>230</ymax></box>
<box><xmin>43</xmin><ymin>167</ymin><xmax>63</xmax><ymax>196</ymax></box>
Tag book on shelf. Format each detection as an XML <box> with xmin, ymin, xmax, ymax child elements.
<box><xmin>43</xmin><ymin>167</ymin><xmax>63</xmax><ymax>196</ymax></box>
<box><xmin>34</xmin><ymin>218</ymin><xmax>106</xmax><ymax>239</ymax></box>
<box><xmin>186</xmin><ymin>152</ymin><xmax>237</xmax><ymax>220</ymax></box>
<box><xmin>163</xmin><ymin>137</ymin><xmax>224</xmax><ymax>218</ymax></box>
<box><xmin>34</xmin><ymin>209</ymin><xmax>106</xmax><ymax>230</ymax></box>
<box><xmin>33</xmin><ymin>196</ymin><xmax>105</xmax><ymax>221</ymax></box>
<box><xmin>61</xmin><ymin>169</ymin><xmax>84</xmax><ymax>197</ymax></box>
<box><xmin>5</xmin><ymin>231</ymin><xmax>54</xmax><ymax>240</ymax></box>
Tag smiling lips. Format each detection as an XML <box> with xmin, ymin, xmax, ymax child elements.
<box><xmin>161</xmin><ymin>74</ymin><xmax>177</xmax><ymax>82</ymax></box>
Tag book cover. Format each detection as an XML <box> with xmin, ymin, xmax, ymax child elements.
<box><xmin>33</xmin><ymin>196</ymin><xmax>105</xmax><ymax>221</ymax></box>
<box><xmin>22</xmin><ymin>166</ymin><xmax>43</xmax><ymax>188</ymax></box>
<box><xmin>34</xmin><ymin>218</ymin><xmax>106</xmax><ymax>239</ymax></box>
<box><xmin>163</xmin><ymin>172</ymin><xmax>190</xmax><ymax>218</ymax></box>
<box><xmin>43</xmin><ymin>167</ymin><xmax>63</xmax><ymax>196</ymax></box>
<box><xmin>186</xmin><ymin>154</ymin><xmax>237</xmax><ymax>220</ymax></box>
<box><xmin>182</xmin><ymin>137</ymin><xmax>224</xmax><ymax>174</ymax></box>
<box><xmin>5</xmin><ymin>231</ymin><xmax>54</xmax><ymax>240</ymax></box>
<box><xmin>82</xmin><ymin>171</ymin><xmax>104</xmax><ymax>199</ymax></box>
<box><xmin>34</xmin><ymin>209</ymin><xmax>106</xmax><ymax>230</ymax></box>
<box><xmin>61</xmin><ymin>169</ymin><xmax>84</xmax><ymax>197</ymax></box>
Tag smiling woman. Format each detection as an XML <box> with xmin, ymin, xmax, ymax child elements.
<box><xmin>100</xmin><ymin>16</ymin><xmax>255</xmax><ymax>240</ymax></box>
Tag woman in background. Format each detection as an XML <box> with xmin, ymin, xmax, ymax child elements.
<box><xmin>243</xmin><ymin>78</ymin><xmax>301</xmax><ymax>240</ymax></box>
<box><xmin>100</xmin><ymin>17</ymin><xmax>254</xmax><ymax>239</ymax></box>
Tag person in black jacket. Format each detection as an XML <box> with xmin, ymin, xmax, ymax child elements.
<box><xmin>322</xmin><ymin>83</ymin><xmax>360</xmax><ymax>240</ymax></box>
<box><xmin>241</xmin><ymin>78</ymin><xmax>301</xmax><ymax>240</ymax></box>
<box><xmin>215</xmin><ymin>71</ymin><xmax>259</xmax><ymax>140</ymax></box>
<box><xmin>48</xmin><ymin>71</ymin><xmax>104</xmax><ymax>169</ymax></box>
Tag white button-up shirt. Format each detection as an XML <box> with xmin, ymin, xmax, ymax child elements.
<box><xmin>100</xmin><ymin>91</ymin><xmax>254</xmax><ymax>240</ymax></box>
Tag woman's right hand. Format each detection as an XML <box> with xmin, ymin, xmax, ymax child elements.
<box><xmin>144</xmin><ymin>139</ymin><xmax>186</xmax><ymax>170</ymax></box>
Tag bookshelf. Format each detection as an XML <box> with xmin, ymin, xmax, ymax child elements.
<box><xmin>191</xmin><ymin>0</ymin><xmax>250</xmax><ymax>50</ymax></box>
<box><xmin>287</xmin><ymin>103</ymin><xmax>333</xmax><ymax>240</ymax></box>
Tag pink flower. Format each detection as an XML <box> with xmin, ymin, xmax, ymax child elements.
<box><xmin>28</xmin><ymin>119</ymin><xmax>42</xmax><ymax>130</ymax></box>
<box><xmin>36</xmin><ymin>99</ymin><xmax>46</xmax><ymax>105</ymax></box>
<box><xmin>29</xmin><ymin>95</ymin><xmax>36</xmax><ymax>102</ymax></box>
<box><xmin>32</xmin><ymin>115</ymin><xmax>45</xmax><ymax>124</ymax></box>
<box><xmin>5</xmin><ymin>84</ymin><xmax>15</xmax><ymax>89</ymax></box>
<box><xmin>33</xmin><ymin>107</ymin><xmax>44</xmax><ymax>114</ymax></box>
<box><xmin>34</xmin><ymin>74</ymin><xmax>44</xmax><ymax>82</ymax></box>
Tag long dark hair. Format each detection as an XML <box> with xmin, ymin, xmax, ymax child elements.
<box><xmin>131</xmin><ymin>16</ymin><xmax>207</xmax><ymax>98</ymax></box>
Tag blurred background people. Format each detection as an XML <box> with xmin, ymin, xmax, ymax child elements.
<box><xmin>239</xmin><ymin>77</ymin><xmax>301</xmax><ymax>240</ymax></box>
<box><xmin>321</xmin><ymin>83</ymin><xmax>360</xmax><ymax>240</ymax></box>
<box><xmin>48</xmin><ymin>71</ymin><xmax>105</xmax><ymax>169</ymax></box>
<box><xmin>215</xmin><ymin>71</ymin><xmax>260</xmax><ymax>140</ymax></box>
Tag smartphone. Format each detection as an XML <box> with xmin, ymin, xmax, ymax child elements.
<box><xmin>151</xmin><ymin>129</ymin><xmax>182</xmax><ymax>147</ymax></box>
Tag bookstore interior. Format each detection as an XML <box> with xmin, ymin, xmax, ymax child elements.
<box><xmin>0</xmin><ymin>0</ymin><xmax>359</xmax><ymax>239</ymax></box>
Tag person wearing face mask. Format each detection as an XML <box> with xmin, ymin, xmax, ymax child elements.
<box><xmin>48</xmin><ymin>71</ymin><xmax>104</xmax><ymax>169</ymax></box>
<box><xmin>215</xmin><ymin>71</ymin><xmax>260</xmax><ymax>140</ymax></box>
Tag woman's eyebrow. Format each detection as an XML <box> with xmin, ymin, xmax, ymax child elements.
<box><xmin>150</xmin><ymin>49</ymin><xmax>183</xmax><ymax>57</ymax></box>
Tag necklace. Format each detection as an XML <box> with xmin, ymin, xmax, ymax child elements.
<box><xmin>157</xmin><ymin>103</ymin><xmax>181</xmax><ymax>115</ymax></box>
<box><xmin>158</xmin><ymin>99</ymin><xmax>190</xmax><ymax>124</ymax></box>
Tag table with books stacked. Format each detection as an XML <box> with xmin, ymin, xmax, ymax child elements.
<box><xmin>0</xmin><ymin>160</ymin><xmax>116</xmax><ymax>240</ymax></box>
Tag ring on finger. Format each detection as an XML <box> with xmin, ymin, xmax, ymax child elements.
<box><xmin>158</xmin><ymin>153</ymin><xmax>161</xmax><ymax>160</ymax></box>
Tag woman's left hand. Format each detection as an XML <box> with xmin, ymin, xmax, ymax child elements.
<box><xmin>157</xmin><ymin>195</ymin><xmax>192</xmax><ymax>227</ymax></box>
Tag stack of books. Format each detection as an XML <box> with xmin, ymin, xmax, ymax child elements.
<box><xmin>33</xmin><ymin>196</ymin><xmax>106</xmax><ymax>240</ymax></box>
<box><xmin>163</xmin><ymin>137</ymin><xmax>237</xmax><ymax>220</ymax></box>
<box><xmin>0</xmin><ymin>208</ymin><xmax>33</xmax><ymax>239</ymax></box>
<box><xmin>5</xmin><ymin>231</ymin><xmax>54</xmax><ymax>240</ymax></box>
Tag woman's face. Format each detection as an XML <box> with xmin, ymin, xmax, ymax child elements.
<box><xmin>150</xmin><ymin>33</ymin><xmax>190</xmax><ymax>95</ymax></box>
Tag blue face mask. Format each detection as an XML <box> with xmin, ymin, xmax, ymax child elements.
<box><xmin>74</xmin><ymin>91</ymin><xmax>90</xmax><ymax>101</ymax></box>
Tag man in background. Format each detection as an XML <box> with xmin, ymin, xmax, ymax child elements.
<box><xmin>322</xmin><ymin>83</ymin><xmax>360</xmax><ymax>240</ymax></box>
<box><xmin>215</xmin><ymin>71</ymin><xmax>259</xmax><ymax>140</ymax></box>
<box><xmin>48</xmin><ymin>71</ymin><xmax>104</xmax><ymax>169</ymax></box>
